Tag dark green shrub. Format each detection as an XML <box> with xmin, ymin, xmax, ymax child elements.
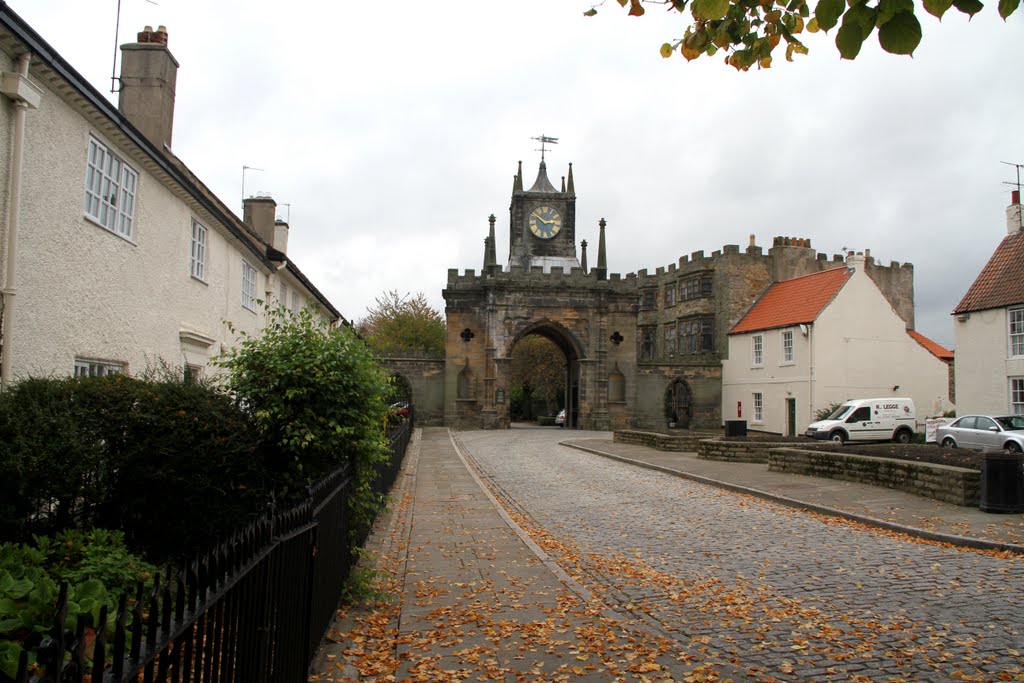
<box><xmin>0</xmin><ymin>372</ymin><xmax>272</xmax><ymax>562</ymax></box>
<box><xmin>0</xmin><ymin>529</ymin><xmax>155</xmax><ymax>680</ymax></box>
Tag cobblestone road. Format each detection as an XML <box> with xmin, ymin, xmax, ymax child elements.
<box><xmin>456</xmin><ymin>429</ymin><xmax>1024</xmax><ymax>682</ymax></box>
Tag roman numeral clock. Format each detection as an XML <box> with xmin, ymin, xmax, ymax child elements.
<box><xmin>529</xmin><ymin>205</ymin><xmax>562</xmax><ymax>240</ymax></box>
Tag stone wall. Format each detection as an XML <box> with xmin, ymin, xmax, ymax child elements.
<box><xmin>768</xmin><ymin>447</ymin><xmax>980</xmax><ymax>506</ymax></box>
<box><xmin>378</xmin><ymin>355</ymin><xmax>446</xmax><ymax>426</ymax></box>
<box><xmin>614</xmin><ymin>430</ymin><xmax>716</xmax><ymax>452</ymax></box>
<box><xmin>697</xmin><ymin>439</ymin><xmax>780</xmax><ymax>463</ymax></box>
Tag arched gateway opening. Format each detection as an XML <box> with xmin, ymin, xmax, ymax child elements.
<box><xmin>508</xmin><ymin>323</ymin><xmax>580</xmax><ymax>429</ymax></box>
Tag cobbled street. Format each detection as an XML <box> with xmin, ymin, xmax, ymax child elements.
<box><xmin>457</xmin><ymin>428</ymin><xmax>1024</xmax><ymax>682</ymax></box>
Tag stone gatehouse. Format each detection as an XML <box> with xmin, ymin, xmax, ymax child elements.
<box><xmin>384</xmin><ymin>158</ymin><xmax>914</xmax><ymax>431</ymax></box>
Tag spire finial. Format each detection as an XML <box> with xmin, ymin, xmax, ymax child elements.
<box><xmin>596</xmin><ymin>218</ymin><xmax>608</xmax><ymax>281</ymax></box>
<box><xmin>567</xmin><ymin>163</ymin><xmax>575</xmax><ymax>194</ymax></box>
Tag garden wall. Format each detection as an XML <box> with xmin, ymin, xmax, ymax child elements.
<box><xmin>614</xmin><ymin>430</ymin><xmax>716</xmax><ymax>452</ymax></box>
<box><xmin>768</xmin><ymin>447</ymin><xmax>981</xmax><ymax>506</ymax></box>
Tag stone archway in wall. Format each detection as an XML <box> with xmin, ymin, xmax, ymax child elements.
<box><xmin>665</xmin><ymin>377</ymin><xmax>693</xmax><ymax>429</ymax></box>
<box><xmin>506</xmin><ymin>321</ymin><xmax>583</xmax><ymax>429</ymax></box>
<box><xmin>389</xmin><ymin>372</ymin><xmax>413</xmax><ymax>404</ymax></box>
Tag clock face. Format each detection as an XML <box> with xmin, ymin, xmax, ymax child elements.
<box><xmin>529</xmin><ymin>205</ymin><xmax>562</xmax><ymax>240</ymax></box>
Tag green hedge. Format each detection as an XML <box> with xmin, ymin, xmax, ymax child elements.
<box><xmin>0</xmin><ymin>373</ymin><xmax>271</xmax><ymax>562</ymax></box>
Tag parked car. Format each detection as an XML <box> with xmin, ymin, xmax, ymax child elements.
<box><xmin>555</xmin><ymin>409</ymin><xmax>566</xmax><ymax>427</ymax></box>
<box><xmin>936</xmin><ymin>415</ymin><xmax>1024</xmax><ymax>452</ymax></box>
<box><xmin>805</xmin><ymin>398</ymin><xmax>915</xmax><ymax>444</ymax></box>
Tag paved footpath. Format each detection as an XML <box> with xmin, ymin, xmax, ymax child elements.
<box><xmin>311</xmin><ymin>428</ymin><xmax>1024</xmax><ymax>682</ymax></box>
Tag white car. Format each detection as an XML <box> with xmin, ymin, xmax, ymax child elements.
<box><xmin>555</xmin><ymin>409</ymin><xmax>566</xmax><ymax>427</ymax></box>
<box><xmin>936</xmin><ymin>415</ymin><xmax>1024</xmax><ymax>453</ymax></box>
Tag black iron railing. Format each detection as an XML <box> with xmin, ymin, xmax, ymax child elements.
<box><xmin>13</xmin><ymin>415</ymin><xmax>413</xmax><ymax>683</ymax></box>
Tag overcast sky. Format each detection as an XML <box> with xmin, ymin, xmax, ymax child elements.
<box><xmin>13</xmin><ymin>0</ymin><xmax>1024</xmax><ymax>348</ymax></box>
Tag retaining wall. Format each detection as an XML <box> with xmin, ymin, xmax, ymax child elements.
<box><xmin>768</xmin><ymin>447</ymin><xmax>981</xmax><ymax>506</ymax></box>
<box><xmin>613</xmin><ymin>430</ymin><xmax>716</xmax><ymax>452</ymax></box>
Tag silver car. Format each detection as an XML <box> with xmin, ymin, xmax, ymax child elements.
<box><xmin>936</xmin><ymin>415</ymin><xmax>1024</xmax><ymax>452</ymax></box>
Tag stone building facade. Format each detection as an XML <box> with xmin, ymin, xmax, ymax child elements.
<box><xmin>418</xmin><ymin>159</ymin><xmax>914</xmax><ymax>430</ymax></box>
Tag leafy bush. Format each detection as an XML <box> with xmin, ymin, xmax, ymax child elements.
<box><xmin>217</xmin><ymin>304</ymin><xmax>392</xmax><ymax>527</ymax></box>
<box><xmin>0</xmin><ymin>529</ymin><xmax>155</xmax><ymax>680</ymax></box>
<box><xmin>814</xmin><ymin>402</ymin><xmax>845</xmax><ymax>422</ymax></box>
<box><xmin>0</xmin><ymin>371</ymin><xmax>272</xmax><ymax>562</ymax></box>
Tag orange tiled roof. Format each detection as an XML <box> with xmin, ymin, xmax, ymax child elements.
<box><xmin>907</xmin><ymin>329</ymin><xmax>954</xmax><ymax>362</ymax></box>
<box><xmin>730</xmin><ymin>266</ymin><xmax>852</xmax><ymax>335</ymax></box>
<box><xmin>954</xmin><ymin>230</ymin><xmax>1024</xmax><ymax>314</ymax></box>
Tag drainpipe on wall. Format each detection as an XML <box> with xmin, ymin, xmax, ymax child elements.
<box><xmin>1</xmin><ymin>53</ymin><xmax>41</xmax><ymax>390</ymax></box>
<box><xmin>806</xmin><ymin>324</ymin><xmax>813</xmax><ymax>427</ymax></box>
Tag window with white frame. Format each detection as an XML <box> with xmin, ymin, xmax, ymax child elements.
<box><xmin>241</xmin><ymin>261</ymin><xmax>257</xmax><ymax>311</ymax></box>
<box><xmin>190</xmin><ymin>219</ymin><xmax>207</xmax><ymax>280</ymax></box>
<box><xmin>1012</xmin><ymin>378</ymin><xmax>1024</xmax><ymax>415</ymax></box>
<box><xmin>291</xmin><ymin>290</ymin><xmax>301</xmax><ymax>313</ymax></box>
<box><xmin>74</xmin><ymin>358</ymin><xmax>124</xmax><ymax>377</ymax></box>
<box><xmin>753</xmin><ymin>392</ymin><xmax>763</xmax><ymax>422</ymax></box>
<box><xmin>279</xmin><ymin>281</ymin><xmax>287</xmax><ymax>308</ymax></box>
<box><xmin>1010</xmin><ymin>308</ymin><xmax>1024</xmax><ymax>357</ymax></box>
<box><xmin>781</xmin><ymin>329</ymin><xmax>794</xmax><ymax>364</ymax></box>
<box><xmin>84</xmin><ymin>136</ymin><xmax>138</xmax><ymax>239</ymax></box>
<box><xmin>752</xmin><ymin>335</ymin><xmax>763</xmax><ymax>367</ymax></box>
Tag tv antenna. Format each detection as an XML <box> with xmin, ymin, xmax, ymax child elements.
<box><xmin>532</xmin><ymin>134</ymin><xmax>558</xmax><ymax>162</ymax></box>
<box><xmin>110</xmin><ymin>0</ymin><xmax>159</xmax><ymax>94</ymax></box>
<box><xmin>1003</xmin><ymin>160</ymin><xmax>1023</xmax><ymax>195</ymax></box>
<box><xmin>1004</xmin><ymin>161</ymin><xmax>1023</xmax><ymax>230</ymax></box>
<box><xmin>241</xmin><ymin>165</ymin><xmax>264</xmax><ymax>212</ymax></box>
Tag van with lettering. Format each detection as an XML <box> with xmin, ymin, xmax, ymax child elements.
<box><xmin>804</xmin><ymin>398</ymin><xmax>916</xmax><ymax>444</ymax></box>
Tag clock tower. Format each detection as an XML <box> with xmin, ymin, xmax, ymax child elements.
<box><xmin>507</xmin><ymin>157</ymin><xmax>579</xmax><ymax>272</ymax></box>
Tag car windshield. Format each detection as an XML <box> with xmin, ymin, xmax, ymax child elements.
<box><xmin>996</xmin><ymin>416</ymin><xmax>1024</xmax><ymax>431</ymax></box>
<box><xmin>826</xmin><ymin>405</ymin><xmax>854</xmax><ymax>421</ymax></box>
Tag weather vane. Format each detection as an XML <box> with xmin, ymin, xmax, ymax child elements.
<box><xmin>532</xmin><ymin>134</ymin><xmax>558</xmax><ymax>162</ymax></box>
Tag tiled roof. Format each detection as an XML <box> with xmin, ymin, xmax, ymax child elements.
<box><xmin>907</xmin><ymin>330</ymin><xmax>954</xmax><ymax>362</ymax></box>
<box><xmin>953</xmin><ymin>230</ymin><xmax>1024</xmax><ymax>314</ymax></box>
<box><xmin>730</xmin><ymin>267</ymin><xmax>852</xmax><ymax>335</ymax></box>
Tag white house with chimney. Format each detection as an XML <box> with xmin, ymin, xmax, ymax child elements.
<box><xmin>0</xmin><ymin>8</ymin><xmax>340</xmax><ymax>386</ymax></box>
<box><xmin>951</xmin><ymin>192</ymin><xmax>1024</xmax><ymax>415</ymax></box>
<box><xmin>722</xmin><ymin>253</ymin><xmax>954</xmax><ymax>436</ymax></box>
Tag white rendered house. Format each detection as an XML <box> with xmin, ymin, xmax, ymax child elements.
<box><xmin>951</xmin><ymin>191</ymin><xmax>1024</xmax><ymax>415</ymax></box>
<box><xmin>722</xmin><ymin>253</ymin><xmax>954</xmax><ymax>436</ymax></box>
<box><xmin>0</xmin><ymin>9</ymin><xmax>340</xmax><ymax>386</ymax></box>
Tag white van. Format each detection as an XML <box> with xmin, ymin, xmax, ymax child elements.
<box><xmin>805</xmin><ymin>398</ymin><xmax>916</xmax><ymax>444</ymax></box>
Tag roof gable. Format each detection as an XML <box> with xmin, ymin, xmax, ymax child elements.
<box><xmin>953</xmin><ymin>230</ymin><xmax>1024</xmax><ymax>314</ymax></box>
<box><xmin>907</xmin><ymin>330</ymin><xmax>953</xmax><ymax>362</ymax></box>
<box><xmin>730</xmin><ymin>266</ymin><xmax>852</xmax><ymax>335</ymax></box>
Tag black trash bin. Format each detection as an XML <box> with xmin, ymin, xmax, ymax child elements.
<box><xmin>724</xmin><ymin>419</ymin><xmax>747</xmax><ymax>438</ymax></box>
<box><xmin>979</xmin><ymin>451</ymin><xmax>1024</xmax><ymax>514</ymax></box>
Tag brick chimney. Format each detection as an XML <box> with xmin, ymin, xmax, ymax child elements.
<box><xmin>118</xmin><ymin>26</ymin><xmax>178</xmax><ymax>150</ymax></box>
<box><xmin>1009</xmin><ymin>190</ymin><xmax>1022</xmax><ymax>235</ymax></box>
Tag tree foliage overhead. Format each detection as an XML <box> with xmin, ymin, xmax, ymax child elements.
<box><xmin>585</xmin><ymin>0</ymin><xmax>1018</xmax><ymax>69</ymax></box>
<box><xmin>358</xmin><ymin>290</ymin><xmax>446</xmax><ymax>356</ymax></box>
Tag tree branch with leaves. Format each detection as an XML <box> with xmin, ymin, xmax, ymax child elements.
<box><xmin>585</xmin><ymin>0</ymin><xmax>1018</xmax><ymax>69</ymax></box>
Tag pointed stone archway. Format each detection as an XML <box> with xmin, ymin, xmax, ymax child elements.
<box><xmin>665</xmin><ymin>377</ymin><xmax>693</xmax><ymax>429</ymax></box>
<box><xmin>505</xmin><ymin>321</ymin><xmax>582</xmax><ymax>429</ymax></box>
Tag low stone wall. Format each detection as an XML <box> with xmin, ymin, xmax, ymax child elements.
<box><xmin>768</xmin><ymin>448</ymin><xmax>981</xmax><ymax>507</ymax></box>
<box><xmin>613</xmin><ymin>430</ymin><xmax>715</xmax><ymax>452</ymax></box>
<box><xmin>697</xmin><ymin>439</ymin><xmax>788</xmax><ymax>463</ymax></box>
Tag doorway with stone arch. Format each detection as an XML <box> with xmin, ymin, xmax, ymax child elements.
<box><xmin>506</xmin><ymin>321</ymin><xmax>582</xmax><ymax>429</ymax></box>
<box><xmin>665</xmin><ymin>377</ymin><xmax>693</xmax><ymax>429</ymax></box>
